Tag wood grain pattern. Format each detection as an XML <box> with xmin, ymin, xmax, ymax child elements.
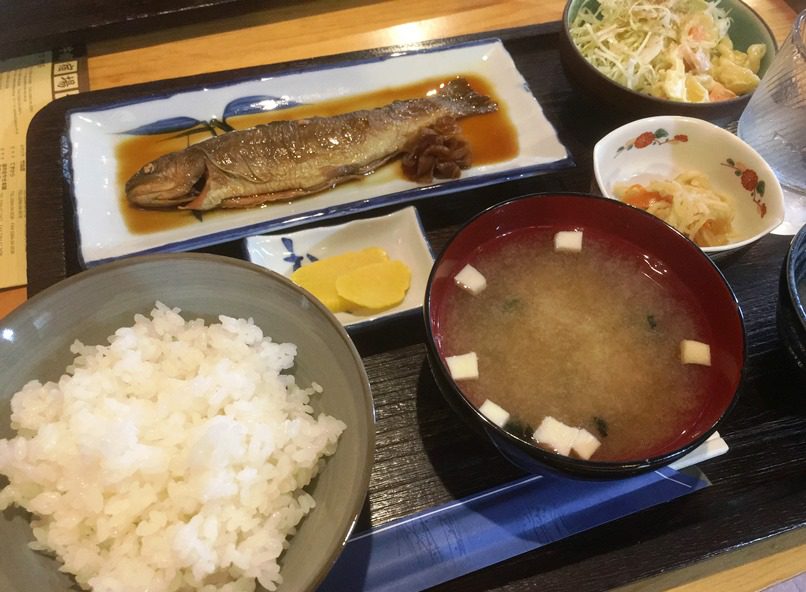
<box><xmin>20</xmin><ymin>25</ymin><xmax>806</xmax><ymax>592</ymax></box>
<box><xmin>615</xmin><ymin>527</ymin><xmax>806</xmax><ymax>592</ymax></box>
<box><xmin>4</xmin><ymin>0</ymin><xmax>804</xmax><ymax>589</ymax></box>
<box><xmin>85</xmin><ymin>0</ymin><xmax>797</xmax><ymax>90</ymax></box>
<box><xmin>0</xmin><ymin>287</ymin><xmax>26</xmax><ymax>319</ymax></box>
<box><xmin>0</xmin><ymin>0</ymin><xmax>797</xmax><ymax>316</ymax></box>
<box><xmin>0</xmin><ymin>0</ymin><xmax>270</xmax><ymax>60</ymax></box>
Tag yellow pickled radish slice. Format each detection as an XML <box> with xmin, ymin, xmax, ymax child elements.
<box><xmin>335</xmin><ymin>260</ymin><xmax>412</xmax><ymax>311</ymax></box>
<box><xmin>291</xmin><ymin>247</ymin><xmax>389</xmax><ymax>312</ymax></box>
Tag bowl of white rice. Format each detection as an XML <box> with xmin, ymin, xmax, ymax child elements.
<box><xmin>0</xmin><ymin>253</ymin><xmax>375</xmax><ymax>592</ymax></box>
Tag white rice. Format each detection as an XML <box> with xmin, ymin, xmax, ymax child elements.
<box><xmin>0</xmin><ymin>302</ymin><xmax>346</xmax><ymax>592</ymax></box>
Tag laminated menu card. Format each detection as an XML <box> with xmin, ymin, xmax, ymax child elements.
<box><xmin>0</xmin><ymin>47</ymin><xmax>87</xmax><ymax>289</ymax></box>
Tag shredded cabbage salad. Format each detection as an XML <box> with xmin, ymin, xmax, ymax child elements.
<box><xmin>569</xmin><ymin>0</ymin><xmax>767</xmax><ymax>102</ymax></box>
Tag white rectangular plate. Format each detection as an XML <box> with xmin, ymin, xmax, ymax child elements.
<box><xmin>245</xmin><ymin>206</ymin><xmax>434</xmax><ymax>329</ymax></box>
<box><xmin>67</xmin><ymin>38</ymin><xmax>571</xmax><ymax>267</ymax></box>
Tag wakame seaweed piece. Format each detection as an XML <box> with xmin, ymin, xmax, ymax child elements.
<box><xmin>505</xmin><ymin>418</ymin><xmax>534</xmax><ymax>441</ymax></box>
<box><xmin>502</xmin><ymin>297</ymin><xmax>522</xmax><ymax>313</ymax></box>
<box><xmin>593</xmin><ymin>416</ymin><xmax>609</xmax><ymax>438</ymax></box>
<box><xmin>647</xmin><ymin>314</ymin><xmax>657</xmax><ymax>329</ymax></box>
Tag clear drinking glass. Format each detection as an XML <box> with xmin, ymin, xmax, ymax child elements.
<box><xmin>738</xmin><ymin>10</ymin><xmax>806</xmax><ymax>201</ymax></box>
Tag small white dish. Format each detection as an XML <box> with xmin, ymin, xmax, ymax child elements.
<box><xmin>669</xmin><ymin>431</ymin><xmax>728</xmax><ymax>471</ymax></box>
<box><xmin>67</xmin><ymin>38</ymin><xmax>571</xmax><ymax>267</ymax></box>
<box><xmin>245</xmin><ymin>206</ymin><xmax>433</xmax><ymax>328</ymax></box>
<box><xmin>593</xmin><ymin>115</ymin><xmax>785</xmax><ymax>255</ymax></box>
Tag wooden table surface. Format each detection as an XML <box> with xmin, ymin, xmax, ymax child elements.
<box><xmin>2</xmin><ymin>0</ymin><xmax>804</xmax><ymax>590</ymax></box>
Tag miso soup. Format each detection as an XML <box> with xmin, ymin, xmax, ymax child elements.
<box><xmin>439</xmin><ymin>227</ymin><xmax>712</xmax><ymax>462</ymax></box>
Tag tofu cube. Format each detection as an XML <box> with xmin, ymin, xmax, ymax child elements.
<box><xmin>479</xmin><ymin>399</ymin><xmax>510</xmax><ymax>428</ymax></box>
<box><xmin>445</xmin><ymin>352</ymin><xmax>479</xmax><ymax>381</ymax></box>
<box><xmin>571</xmin><ymin>428</ymin><xmax>601</xmax><ymax>460</ymax></box>
<box><xmin>680</xmin><ymin>340</ymin><xmax>711</xmax><ymax>366</ymax></box>
<box><xmin>454</xmin><ymin>264</ymin><xmax>487</xmax><ymax>295</ymax></box>
<box><xmin>554</xmin><ymin>230</ymin><xmax>583</xmax><ymax>253</ymax></box>
<box><xmin>533</xmin><ymin>416</ymin><xmax>579</xmax><ymax>456</ymax></box>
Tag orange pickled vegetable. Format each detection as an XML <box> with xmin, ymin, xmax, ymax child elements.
<box><xmin>708</xmin><ymin>82</ymin><xmax>737</xmax><ymax>101</ymax></box>
<box><xmin>620</xmin><ymin>184</ymin><xmax>673</xmax><ymax>210</ymax></box>
<box><xmin>290</xmin><ymin>247</ymin><xmax>389</xmax><ymax>312</ymax></box>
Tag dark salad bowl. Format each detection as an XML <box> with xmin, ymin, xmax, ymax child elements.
<box><xmin>778</xmin><ymin>224</ymin><xmax>806</xmax><ymax>379</ymax></box>
<box><xmin>558</xmin><ymin>0</ymin><xmax>778</xmax><ymax>124</ymax></box>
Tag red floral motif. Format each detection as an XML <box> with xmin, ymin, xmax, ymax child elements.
<box><xmin>615</xmin><ymin>128</ymin><xmax>688</xmax><ymax>157</ymax></box>
<box><xmin>741</xmin><ymin>169</ymin><xmax>759</xmax><ymax>192</ymax></box>
<box><xmin>634</xmin><ymin>132</ymin><xmax>656</xmax><ymax>148</ymax></box>
<box><xmin>721</xmin><ymin>158</ymin><xmax>767</xmax><ymax>217</ymax></box>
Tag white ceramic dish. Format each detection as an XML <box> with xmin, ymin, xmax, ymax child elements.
<box><xmin>67</xmin><ymin>38</ymin><xmax>571</xmax><ymax>267</ymax></box>
<box><xmin>593</xmin><ymin>116</ymin><xmax>785</xmax><ymax>255</ymax></box>
<box><xmin>245</xmin><ymin>206</ymin><xmax>433</xmax><ymax>328</ymax></box>
<box><xmin>669</xmin><ymin>431</ymin><xmax>728</xmax><ymax>471</ymax></box>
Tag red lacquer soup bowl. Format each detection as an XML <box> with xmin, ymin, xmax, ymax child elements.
<box><xmin>424</xmin><ymin>193</ymin><xmax>745</xmax><ymax>478</ymax></box>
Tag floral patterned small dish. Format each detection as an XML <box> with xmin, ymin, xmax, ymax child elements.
<box><xmin>593</xmin><ymin>115</ymin><xmax>785</xmax><ymax>255</ymax></box>
<box><xmin>245</xmin><ymin>206</ymin><xmax>434</xmax><ymax>328</ymax></box>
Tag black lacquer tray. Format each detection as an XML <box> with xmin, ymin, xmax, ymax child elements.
<box><xmin>25</xmin><ymin>22</ymin><xmax>806</xmax><ymax>592</ymax></box>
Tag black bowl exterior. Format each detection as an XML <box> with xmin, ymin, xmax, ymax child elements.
<box><xmin>424</xmin><ymin>193</ymin><xmax>746</xmax><ymax>479</ymax></box>
<box><xmin>558</xmin><ymin>0</ymin><xmax>778</xmax><ymax>125</ymax></box>
<box><xmin>777</xmin><ymin>227</ymin><xmax>806</xmax><ymax>378</ymax></box>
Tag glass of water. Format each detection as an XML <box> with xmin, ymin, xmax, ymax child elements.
<box><xmin>738</xmin><ymin>10</ymin><xmax>806</xmax><ymax>199</ymax></box>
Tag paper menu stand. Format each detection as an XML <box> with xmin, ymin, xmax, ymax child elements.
<box><xmin>0</xmin><ymin>47</ymin><xmax>88</xmax><ymax>290</ymax></box>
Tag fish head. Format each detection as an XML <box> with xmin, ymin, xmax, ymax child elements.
<box><xmin>125</xmin><ymin>149</ymin><xmax>206</xmax><ymax>207</ymax></box>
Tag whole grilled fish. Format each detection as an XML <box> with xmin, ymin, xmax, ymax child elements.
<box><xmin>125</xmin><ymin>78</ymin><xmax>497</xmax><ymax>211</ymax></box>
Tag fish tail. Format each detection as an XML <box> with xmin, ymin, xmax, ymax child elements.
<box><xmin>436</xmin><ymin>78</ymin><xmax>498</xmax><ymax>117</ymax></box>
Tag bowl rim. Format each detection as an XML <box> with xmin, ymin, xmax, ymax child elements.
<box><xmin>0</xmin><ymin>251</ymin><xmax>376</xmax><ymax>591</ymax></box>
<box><xmin>560</xmin><ymin>0</ymin><xmax>780</xmax><ymax>109</ymax></box>
<box><xmin>591</xmin><ymin>114</ymin><xmax>786</xmax><ymax>253</ymax></box>
<box><xmin>795</xmin><ymin>10</ymin><xmax>806</xmax><ymax>59</ymax></box>
<box><xmin>786</xmin><ymin>224</ymin><xmax>806</xmax><ymax>332</ymax></box>
<box><xmin>424</xmin><ymin>192</ymin><xmax>746</xmax><ymax>477</ymax></box>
